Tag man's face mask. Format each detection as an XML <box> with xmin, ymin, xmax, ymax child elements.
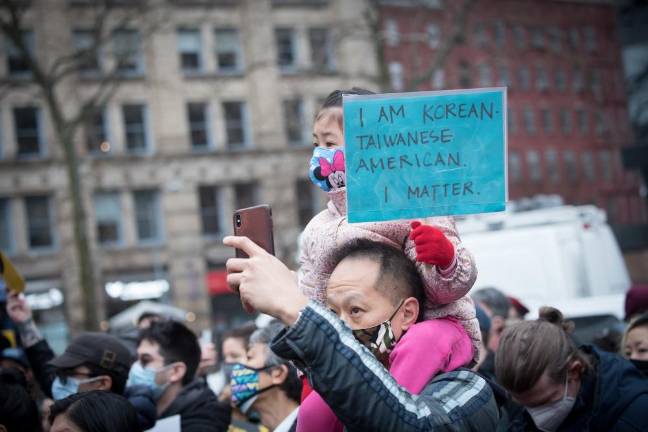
<box><xmin>631</xmin><ymin>358</ymin><xmax>648</xmax><ymax>376</ymax></box>
<box><xmin>309</xmin><ymin>147</ymin><xmax>346</xmax><ymax>192</ymax></box>
<box><xmin>526</xmin><ymin>374</ymin><xmax>576</xmax><ymax>432</ymax></box>
<box><xmin>352</xmin><ymin>300</ymin><xmax>404</xmax><ymax>364</ymax></box>
<box><xmin>230</xmin><ymin>363</ymin><xmax>277</xmax><ymax>414</ymax></box>
<box><xmin>51</xmin><ymin>375</ymin><xmax>103</xmax><ymax>401</ymax></box>
<box><xmin>126</xmin><ymin>361</ymin><xmax>174</xmax><ymax>400</ymax></box>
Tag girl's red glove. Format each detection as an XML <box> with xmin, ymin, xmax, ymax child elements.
<box><xmin>409</xmin><ymin>221</ymin><xmax>455</xmax><ymax>269</ymax></box>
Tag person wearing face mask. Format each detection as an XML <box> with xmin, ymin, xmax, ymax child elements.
<box><xmin>224</xmin><ymin>236</ymin><xmax>499</xmax><ymax>431</ymax></box>
<box><xmin>623</xmin><ymin>312</ymin><xmax>648</xmax><ymax>377</ymax></box>
<box><xmin>128</xmin><ymin>319</ymin><xmax>230</xmax><ymax>432</ymax></box>
<box><xmin>496</xmin><ymin>307</ymin><xmax>648</xmax><ymax>432</ymax></box>
<box><xmin>229</xmin><ymin>320</ymin><xmax>301</xmax><ymax>432</ymax></box>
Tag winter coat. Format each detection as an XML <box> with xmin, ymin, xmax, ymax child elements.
<box><xmin>272</xmin><ymin>301</ymin><xmax>499</xmax><ymax>432</ymax></box>
<box><xmin>504</xmin><ymin>345</ymin><xmax>648</xmax><ymax>432</ymax></box>
<box><xmin>123</xmin><ymin>385</ymin><xmax>157</xmax><ymax>430</ymax></box>
<box><xmin>298</xmin><ymin>188</ymin><xmax>481</xmax><ymax>361</ymax></box>
<box><xmin>159</xmin><ymin>379</ymin><xmax>230</xmax><ymax>432</ymax></box>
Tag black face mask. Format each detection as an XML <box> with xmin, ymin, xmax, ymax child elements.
<box><xmin>631</xmin><ymin>359</ymin><xmax>648</xmax><ymax>376</ymax></box>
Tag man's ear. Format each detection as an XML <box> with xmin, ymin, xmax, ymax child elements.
<box><xmin>169</xmin><ymin>362</ymin><xmax>187</xmax><ymax>384</ymax></box>
<box><xmin>96</xmin><ymin>375</ymin><xmax>112</xmax><ymax>391</ymax></box>
<box><xmin>568</xmin><ymin>359</ymin><xmax>583</xmax><ymax>381</ymax></box>
<box><xmin>269</xmin><ymin>364</ymin><xmax>288</xmax><ymax>386</ymax></box>
<box><xmin>400</xmin><ymin>297</ymin><xmax>419</xmax><ymax>331</ymax></box>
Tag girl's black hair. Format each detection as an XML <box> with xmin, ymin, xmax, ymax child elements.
<box><xmin>0</xmin><ymin>368</ymin><xmax>41</xmax><ymax>432</ymax></box>
<box><xmin>49</xmin><ymin>390</ymin><xmax>142</xmax><ymax>432</ymax></box>
<box><xmin>321</xmin><ymin>87</ymin><xmax>375</xmax><ymax>109</ymax></box>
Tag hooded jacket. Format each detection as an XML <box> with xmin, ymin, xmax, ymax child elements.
<box><xmin>298</xmin><ymin>188</ymin><xmax>481</xmax><ymax>360</ymax></box>
<box><xmin>159</xmin><ymin>379</ymin><xmax>231</xmax><ymax>432</ymax></box>
<box><xmin>506</xmin><ymin>345</ymin><xmax>648</xmax><ymax>432</ymax></box>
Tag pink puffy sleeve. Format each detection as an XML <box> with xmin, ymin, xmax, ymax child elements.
<box><xmin>297</xmin><ymin>211</ymin><xmax>329</xmax><ymax>304</ymax></box>
<box><xmin>403</xmin><ymin>216</ymin><xmax>477</xmax><ymax>306</ymax></box>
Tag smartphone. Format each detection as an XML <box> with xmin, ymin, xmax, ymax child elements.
<box><xmin>233</xmin><ymin>205</ymin><xmax>275</xmax><ymax>258</ymax></box>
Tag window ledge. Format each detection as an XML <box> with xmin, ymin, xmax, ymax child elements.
<box><xmin>183</xmin><ymin>71</ymin><xmax>246</xmax><ymax>80</ymax></box>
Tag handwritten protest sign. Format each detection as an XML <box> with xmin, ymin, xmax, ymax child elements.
<box><xmin>343</xmin><ymin>88</ymin><xmax>507</xmax><ymax>223</ymax></box>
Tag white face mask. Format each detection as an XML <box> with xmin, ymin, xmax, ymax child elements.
<box><xmin>526</xmin><ymin>375</ymin><xmax>576</xmax><ymax>432</ymax></box>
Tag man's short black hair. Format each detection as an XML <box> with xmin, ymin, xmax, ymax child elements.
<box><xmin>329</xmin><ymin>239</ymin><xmax>424</xmax><ymax>312</ymax></box>
<box><xmin>138</xmin><ymin>320</ymin><xmax>200</xmax><ymax>386</ymax></box>
<box><xmin>137</xmin><ymin>312</ymin><xmax>162</xmax><ymax>326</ymax></box>
<box><xmin>49</xmin><ymin>390</ymin><xmax>141</xmax><ymax>432</ymax></box>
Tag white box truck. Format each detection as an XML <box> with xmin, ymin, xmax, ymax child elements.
<box><xmin>457</xmin><ymin>205</ymin><xmax>631</xmax><ymax>321</ymax></box>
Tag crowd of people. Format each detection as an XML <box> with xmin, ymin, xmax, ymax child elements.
<box><xmin>1</xmin><ymin>88</ymin><xmax>648</xmax><ymax>432</ymax></box>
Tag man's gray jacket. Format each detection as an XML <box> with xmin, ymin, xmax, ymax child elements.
<box><xmin>271</xmin><ymin>301</ymin><xmax>499</xmax><ymax>432</ymax></box>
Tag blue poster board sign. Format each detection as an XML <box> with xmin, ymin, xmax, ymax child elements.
<box><xmin>343</xmin><ymin>88</ymin><xmax>507</xmax><ymax>223</ymax></box>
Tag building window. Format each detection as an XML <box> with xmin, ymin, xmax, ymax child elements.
<box><xmin>559</xmin><ymin>109</ymin><xmax>572</xmax><ymax>135</ymax></box>
<box><xmin>6</xmin><ymin>31</ymin><xmax>34</xmax><ymax>77</ymax></box>
<box><xmin>548</xmin><ymin>26</ymin><xmax>562</xmax><ymax>53</ymax></box>
<box><xmin>234</xmin><ymin>182</ymin><xmax>259</xmax><ymax>210</ymax></box>
<box><xmin>275</xmin><ymin>28</ymin><xmax>296</xmax><ymax>70</ymax></box>
<box><xmin>384</xmin><ymin>19</ymin><xmax>399</xmax><ymax>47</ymax></box>
<box><xmin>296</xmin><ymin>179</ymin><xmax>316</xmax><ymax>228</ymax></box>
<box><xmin>523</xmin><ymin>107</ymin><xmax>535</xmax><ymax>135</ymax></box>
<box><xmin>187</xmin><ymin>103</ymin><xmax>211</xmax><ymax>150</ymax></box>
<box><xmin>113</xmin><ymin>29</ymin><xmax>144</xmax><ymax>76</ymax></box>
<box><xmin>223</xmin><ymin>102</ymin><xmax>248</xmax><ymax>149</ymax></box>
<box><xmin>535</xmin><ymin>64</ymin><xmax>549</xmax><ymax>91</ymax></box>
<box><xmin>493</xmin><ymin>21</ymin><xmax>505</xmax><ymax>47</ymax></box>
<box><xmin>432</xmin><ymin>69</ymin><xmax>444</xmax><ymax>89</ymax></box>
<box><xmin>426</xmin><ymin>24</ymin><xmax>441</xmax><ymax>49</ymax></box>
<box><xmin>581</xmin><ymin>151</ymin><xmax>595</xmax><ymax>181</ymax></box>
<box><xmin>517</xmin><ymin>66</ymin><xmax>530</xmax><ymax>90</ymax></box>
<box><xmin>572</xmin><ymin>67</ymin><xmax>584</xmax><ymax>92</ymax></box>
<box><xmin>25</xmin><ymin>195</ymin><xmax>54</xmax><ymax>249</ymax></box>
<box><xmin>507</xmin><ymin>107</ymin><xmax>515</xmax><ymax>134</ymax></box>
<box><xmin>122</xmin><ymin>104</ymin><xmax>149</xmax><ymax>153</ymax></box>
<box><xmin>526</xmin><ymin>151</ymin><xmax>541</xmax><ymax>182</ymax></box>
<box><xmin>198</xmin><ymin>185</ymin><xmax>222</xmax><ymax>236</ymax></box>
<box><xmin>564</xmin><ymin>151</ymin><xmax>578</xmax><ymax>183</ymax></box>
<box><xmin>569</xmin><ymin>28</ymin><xmax>579</xmax><ymax>49</ymax></box>
<box><xmin>478</xmin><ymin>64</ymin><xmax>491</xmax><ymax>87</ymax></box>
<box><xmin>594</xmin><ymin>111</ymin><xmax>607</xmax><ymax>136</ymax></box>
<box><xmin>458</xmin><ymin>61</ymin><xmax>471</xmax><ymax>88</ymax></box>
<box><xmin>584</xmin><ymin>27</ymin><xmax>596</xmax><ymax>52</ymax></box>
<box><xmin>133</xmin><ymin>190</ymin><xmax>162</xmax><ymax>243</ymax></box>
<box><xmin>590</xmin><ymin>70</ymin><xmax>602</xmax><ymax>99</ymax></box>
<box><xmin>497</xmin><ymin>65</ymin><xmax>510</xmax><ymax>86</ymax></box>
<box><xmin>283</xmin><ymin>98</ymin><xmax>304</xmax><ymax>145</ymax></box>
<box><xmin>0</xmin><ymin>198</ymin><xmax>12</xmax><ymax>253</ymax></box>
<box><xmin>577</xmin><ymin>109</ymin><xmax>588</xmax><ymax>135</ymax></box>
<box><xmin>509</xmin><ymin>151</ymin><xmax>521</xmax><ymax>183</ymax></box>
<box><xmin>513</xmin><ymin>25</ymin><xmax>526</xmax><ymax>49</ymax></box>
<box><xmin>73</xmin><ymin>30</ymin><xmax>100</xmax><ymax>74</ymax></box>
<box><xmin>214</xmin><ymin>28</ymin><xmax>243</xmax><ymax>73</ymax></box>
<box><xmin>545</xmin><ymin>150</ymin><xmax>560</xmax><ymax>183</ymax></box>
<box><xmin>541</xmin><ymin>109</ymin><xmax>553</xmax><ymax>134</ymax></box>
<box><xmin>94</xmin><ymin>192</ymin><xmax>122</xmax><ymax>245</ymax></box>
<box><xmin>14</xmin><ymin>106</ymin><xmax>42</xmax><ymax>157</ymax></box>
<box><xmin>555</xmin><ymin>68</ymin><xmax>566</xmax><ymax>91</ymax></box>
<box><xmin>473</xmin><ymin>22</ymin><xmax>487</xmax><ymax>47</ymax></box>
<box><xmin>389</xmin><ymin>62</ymin><xmax>404</xmax><ymax>91</ymax></box>
<box><xmin>177</xmin><ymin>29</ymin><xmax>203</xmax><ymax>74</ymax></box>
<box><xmin>309</xmin><ymin>28</ymin><xmax>334</xmax><ymax>71</ymax></box>
<box><xmin>599</xmin><ymin>151</ymin><xmax>612</xmax><ymax>182</ymax></box>
<box><xmin>531</xmin><ymin>27</ymin><xmax>544</xmax><ymax>49</ymax></box>
<box><xmin>86</xmin><ymin>108</ymin><xmax>109</xmax><ymax>154</ymax></box>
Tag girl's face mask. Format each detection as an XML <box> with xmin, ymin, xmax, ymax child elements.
<box><xmin>352</xmin><ymin>300</ymin><xmax>404</xmax><ymax>364</ymax></box>
<box><xmin>309</xmin><ymin>147</ymin><xmax>346</xmax><ymax>192</ymax></box>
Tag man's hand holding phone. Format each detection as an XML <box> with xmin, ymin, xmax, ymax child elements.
<box><xmin>224</xmin><ymin>236</ymin><xmax>307</xmax><ymax>325</ymax></box>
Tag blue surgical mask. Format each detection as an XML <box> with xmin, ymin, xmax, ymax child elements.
<box><xmin>309</xmin><ymin>147</ymin><xmax>346</xmax><ymax>192</ymax></box>
<box><xmin>222</xmin><ymin>362</ymin><xmax>236</xmax><ymax>383</ymax></box>
<box><xmin>127</xmin><ymin>361</ymin><xmax>172</xmax><ymax>400</ymax></box>
<box><xmin>51</xmin><ymin>375</ymin><xmax>102</xmax><ymax>401</ymax></box>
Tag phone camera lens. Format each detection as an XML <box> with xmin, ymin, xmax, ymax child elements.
<box><xmin>235</xmin><ymin>214</ymin><xmax>242</xmax><ymax>228</ymax></box>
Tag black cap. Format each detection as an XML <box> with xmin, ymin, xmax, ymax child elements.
<box><xmin>49</xmin><ymin>332</ymin><xmax>132</xmax><ymax>376</ymax></box>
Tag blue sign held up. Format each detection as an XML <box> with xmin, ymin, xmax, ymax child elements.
<box><xmin>343</xmin><ymin>88</ymin><xmax>507</xmax><ymax>223</ymax></box>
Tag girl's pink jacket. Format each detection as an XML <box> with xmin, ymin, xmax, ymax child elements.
<box><xmin>298</xmin><ymin>188</ymin><xmax>481</xmax><ymax>357</ymax></box>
